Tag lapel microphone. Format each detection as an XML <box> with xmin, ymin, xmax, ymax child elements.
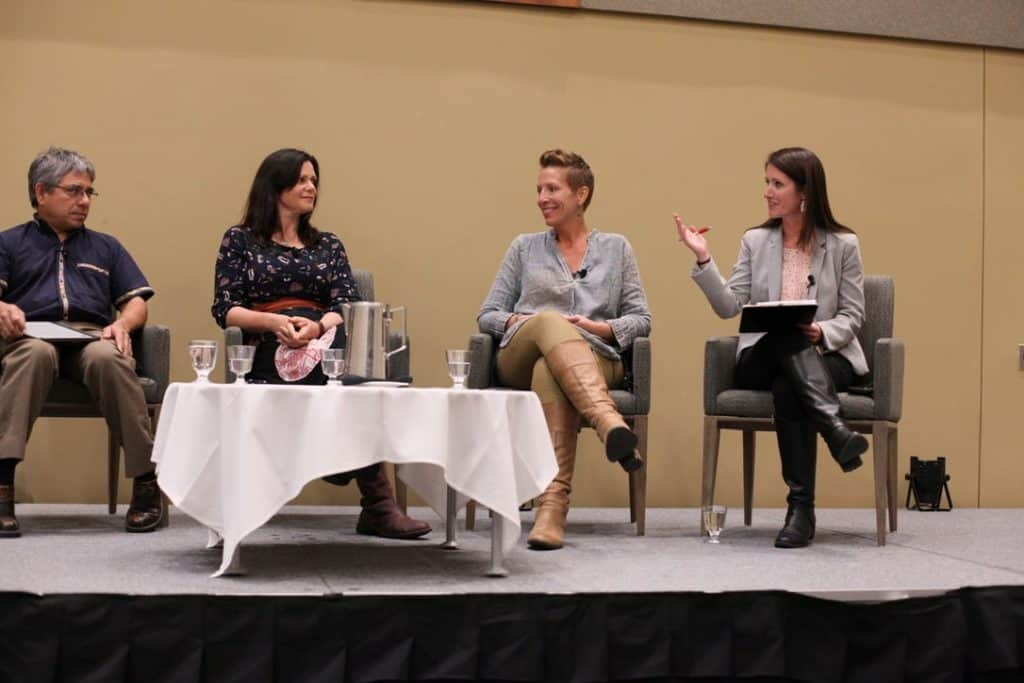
<box><xmin>806</xmin><ymin>274</ymin><xmax>816</xmax><ymax>292</ymax></box>
<box><xmin>573</xmin><ymin>268</ymin><xmax>588</xmax><ymax>280</ymax></box>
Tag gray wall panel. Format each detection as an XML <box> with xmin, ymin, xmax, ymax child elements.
<box><xmin>578</xmin><ymin>0</ymin><xmax>1024</xmax><ymax>50</ymax></box>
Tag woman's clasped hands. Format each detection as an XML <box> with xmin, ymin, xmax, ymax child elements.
<box><xmin>269</xmin><ymin>313</ymin><xmax>321</xmax><ymax>348</ymax></box>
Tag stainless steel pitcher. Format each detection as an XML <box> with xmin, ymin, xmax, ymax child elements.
<box><xmin>341</xmin><ymin>302</ymin><xmax>407</xmax><ymax>380</ymax></box>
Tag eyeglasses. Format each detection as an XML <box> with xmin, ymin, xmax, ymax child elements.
<box><xmin>53</xmin><ymin>184</ymin><xmax>99</xmax><ymax>200</ymax></box>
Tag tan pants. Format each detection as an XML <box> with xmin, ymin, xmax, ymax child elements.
<box><xmin>496</xmin><ymin>311</ymin><xmax>624</xmax><ymax>405</ymax></box>
<box><xmin>0</xmin><ymin>326</ymin><xmax>154</xmax><ymax>478</ymax></box>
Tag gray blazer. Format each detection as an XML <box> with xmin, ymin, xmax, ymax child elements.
<box><xmin>691</xmin><ymin>226</ymin><xmax>868</xmax><ymax>376</ymax></box>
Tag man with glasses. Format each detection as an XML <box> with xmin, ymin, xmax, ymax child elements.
<box><xmin>0</xmin><ymin>147</ymin><xmax>163</xmax><ymax>537</ymax></box>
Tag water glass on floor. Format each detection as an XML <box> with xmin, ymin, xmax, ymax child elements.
<box><xmin>702</xmin><ymin>505</ymin><xmax>727</xmax><ymax>543</ymax></box>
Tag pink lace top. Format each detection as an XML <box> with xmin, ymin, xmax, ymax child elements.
<box><xmin>781</xmin><ymin>247</ymin><xmax>812</xmax><ymax>301</ymax></box>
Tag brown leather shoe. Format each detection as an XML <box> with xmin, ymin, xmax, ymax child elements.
<box><xmin>0</xmin><ymin>484</ymin><xmax>20</xmax><ymax>538</ymax></box>
<box><xmin>126</xmin><ymin>476</ymin><xmax>166</xmax><ymax>533</ymax></box>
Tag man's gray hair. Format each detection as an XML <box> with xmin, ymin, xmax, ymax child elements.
<box><xmin>28</xmin><ymin>147</ymin><xmax>95</xmax><ymax>208</ymax></box>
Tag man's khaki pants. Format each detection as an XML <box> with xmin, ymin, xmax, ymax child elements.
<box><xmin>0</xmin><ymin>327</ymin><xmax>154</xmax><ymax>478</ymax></box>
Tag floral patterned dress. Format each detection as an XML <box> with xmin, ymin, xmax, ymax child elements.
<box><xmin>211</xmin><ymin>225</ymin><xmax>361</xmax><ymax>383</ymax></box>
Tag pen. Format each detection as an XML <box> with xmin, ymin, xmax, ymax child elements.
<box><xmin>677</xmin><ymin>225</ymin><xmax>712</xmax><ymax>242</ymax></box>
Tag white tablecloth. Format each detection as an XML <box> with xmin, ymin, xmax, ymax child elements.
<box><xmin>152</xmin><ymin>382</ymin><xmax>556</xmax><ymax>576</ymax></box>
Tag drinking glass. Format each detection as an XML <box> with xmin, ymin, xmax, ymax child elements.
<box><xmin>702</xmin><ymin>505</ymin><xmax>728</xmax><ymax>543</ymax></box>
<box><xmin>321</xmin><ymin>348</ymin><xmax>346</xmax><ymax>386</ymax></box>
<box><xmin>188</xmin><ymin>340</ymin><xmax>218</xmax><ymax>383</ymax></box>
<box><xmin>226</xmin><ymin>345</ymin><xmax>255</xmax><ymax>384</ymax></box>
<box><xmin>445</xmin><ymin>349</ymin><xmax>471</xmax><ymax>390</ymax></box>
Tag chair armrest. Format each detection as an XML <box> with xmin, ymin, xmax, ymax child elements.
<box><xmin>872</xmin><ymin>337</ymin><xmax>904</xmax><ymax>422</ymax></box>
<box><xmin>704</xmin><ymin>336</ymin><xmax>738</xmax><ymax>415</ymax></box>
<box><xmin>136</xmin><ymin>324</ymin><xmax>170</xmax><ymax>401</ymax></box>
<box><xmin>467</xmin><ymin>333</ymin><xmax>495</xmax><ymax>389</ymax></box>
<box><xmin>630</xmin><ymin>337</ymin><xmax>651</xmax><ymax>414</ymax></box>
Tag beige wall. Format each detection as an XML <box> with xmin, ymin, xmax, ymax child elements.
<box><xmin>0</xmin><ymin>0</ymin><xmax>1020</xmax><ymax>508</ymax></box>
<box><xmin>980</xmin><ymin>50</ymin><xmax>1024</xmax><ymax>506</ymax></box>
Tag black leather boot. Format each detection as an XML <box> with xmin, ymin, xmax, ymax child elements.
<box><xmin>779</xmin><ymin>346</ymin><xmax>867</xmax><ymax>472</ymax></box>
<box><xmin>774</xmin><ymin>419</ymin><xmax>817</xmax><ymax>548</ymax></box>
<box><xmin>775</xmin><ymin>504</ymin><xmax>816</xmax><ymax>549</ymax></box>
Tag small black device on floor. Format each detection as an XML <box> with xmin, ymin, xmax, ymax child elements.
<box><xmin>905</xmin><ymin>456</ymin><xmax>953</xmax><ymax>511</ymax></box>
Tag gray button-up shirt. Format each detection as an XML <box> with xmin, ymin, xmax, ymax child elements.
<box><xmin>477</xmin><ymin>229</ymin><xmax>651</xmax><ymax>361</ymax></box>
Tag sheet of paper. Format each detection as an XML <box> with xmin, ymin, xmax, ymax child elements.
<box><xmin>24</xmin><ymin>321</ymin><xmax>97</xmax><ymax>341</ymax></box>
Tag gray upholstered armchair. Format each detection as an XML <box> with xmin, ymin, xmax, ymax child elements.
<box><xmin>223</xmin><ymin>268</ymin><xmax>410</xmax><ymax>382</ymax></box>
<box><xmin>700</xmin><ymin>274</ymin><xmax>904</xmax><ymax>545</ymax></box>
<box><xmin>465</xmin><ymin>332</ymin><xmax>652</xmax><ymax>535</ymax></box>
<box><xmin>40</xmin><ymin>324</ymin><xmax>170</xmax><ymax>512</ymax></box>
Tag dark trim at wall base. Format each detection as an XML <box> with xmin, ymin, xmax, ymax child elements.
<box><xmin>1</xmin><ymin>586</ymin><xmax>1023</xmax><ymax>682</ymax></box>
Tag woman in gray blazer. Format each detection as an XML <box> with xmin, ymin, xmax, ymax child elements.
<box><xmin>478</xmin><ymin>149</ymin><xmax>651</xmax><ymax>551</ymax></box>
<box><xmin>676</xmin><ymin>147</ymin><xmax>868</xmax><ymax>549</ymax></box>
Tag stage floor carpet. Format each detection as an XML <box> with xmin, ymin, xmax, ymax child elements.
<box><xmin>4</xmin><ymin>505</ymin><xmax>1024</xmax><ymax>682</ymax></box>
<box><xmin>3</xmin><ymin>504</ymin><xmax>1022</xmax><ymax>600</ymax></box>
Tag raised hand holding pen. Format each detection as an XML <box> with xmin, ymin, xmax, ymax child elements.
<box><xmin>673</xmin><ymin>213</ymin><xmax>712</xmax><ymax>263</ymax></box>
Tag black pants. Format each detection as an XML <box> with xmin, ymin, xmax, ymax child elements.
<box><xmin>247</xmin><ymin>307</ymin><xmax>346</xmax><ymax>385</ymax></box>
<box><xmin>736</xmin><ymin>332</ymin><xmax>855</xmax><ymax>416</ymax></box>
<box><xmin>736</xmin><ymin>330</ymin><xmax>855</xmax><ymax>506</ymax></box>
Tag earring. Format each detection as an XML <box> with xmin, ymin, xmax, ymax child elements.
<box><xmin>800</xmin><ymin>199</ymin><xmax>806</xmax><ymax>213</ymax></box>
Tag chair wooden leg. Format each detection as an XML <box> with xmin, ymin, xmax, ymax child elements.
<box><xmin>107</xmin><ymin>430</ymin><xmax>120</xmax><ymax>514</ymax></box>
<box><xmin>628</xmin><ymin>415</ymin><xmax>648</xmax><ymax>536</ymax></box>
<box><xmin>742</xmin><ymin>430</ymin><xmax>755</xmax><ymax>527</ymax></box>
<box><xmin>466</xmin><ymin>500</ymin><xmax>477</xmax><ymax>531</ymax></box>
<box><xmin>701</xmin><ymin>416</ymin><xmax>721</xmax><ymax>535</ymax></box>
<box><xmin>872</xmin><ymin>422</ymin><xmax>889</xmax><ymax>546</ymax></box>
<box><xmin>887</xmin><ymin>425</ymin><xmax>899</xmax><ymax>532</ymax></box>
<box><xmin>627</xmin><ymin>416</ymin><xmax>637</xmax><ymax>524</ymax></box>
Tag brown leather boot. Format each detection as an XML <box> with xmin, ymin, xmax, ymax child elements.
<box><xmin>0</xmin><ymin>484</ymin><xmax>20</xmax><ymax>538</ymax></box>
<box><xmin>544</xmin><ymin>339</ymin><xmax>642</xmax><ymax>472</ymax></box>
<box><xmin>355</xmin><ymin>464</ymin><xmax>432</xmax><ymax>539</ymax></box>
<box><xmin>528</xmin><ymin>401</ymin><xmax>579</xmax><ymax>550</ymax></box>
<box><xmin>126</xmin><ymin>475</ymin><xmax>167</xmax><ymax>533</ymax></box>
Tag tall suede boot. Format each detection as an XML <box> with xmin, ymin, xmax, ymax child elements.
<box><xmin>544</xmin><ymin>339</ymin><xmax>642</xmax><ymax>473</ymax></box>
<box><xmin>779</xmin><ymin>346</ymin><xmax>867</xmax><ymax>472</ymax></box>
<box><xmin>528</xmin><ymin>401</ymin><xmax>579</xmax><ymax>550</ymax></box>
<box><xmin>355</xmin><ymin>464</ymin><xmax>432</xmax><ymax>539</ymax></box>
<box><xmin>774</xmin><ymin>419</ymin><xmax>817</xmax><ymax>548</ymax></box>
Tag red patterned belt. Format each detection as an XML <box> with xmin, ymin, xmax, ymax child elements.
<box><xmin>252</xmin><ymin>298</ymin><xmax>324</xmax><ymax>314</ymax></box>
